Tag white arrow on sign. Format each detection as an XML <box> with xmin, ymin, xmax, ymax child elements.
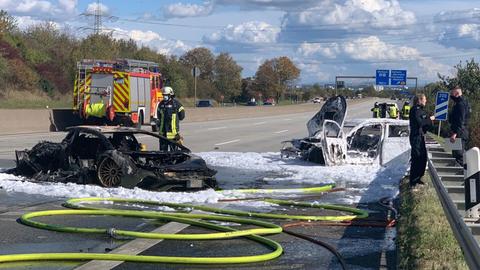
<box><xmin>191</xmin><ymin>67</ymin><xmax>201</xmax><ymax>77</ymax></box>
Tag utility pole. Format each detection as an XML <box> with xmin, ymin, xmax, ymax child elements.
<box><xmin>192</xmin><ymin>67</ymin><xmax>200</xmax><ymax>106</ymax></box>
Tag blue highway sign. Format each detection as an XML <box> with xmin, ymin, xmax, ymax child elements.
<box><xmin>435</xmin><ymin>91</ymin><xmax>449</xmax><ymax>121</ymax></box>
<box><xmin>391</xmin><ymin>70</ymin><xmax>407</xmax><ymax>85</ymax></box>
<box><xmin>376</xmin><ymin>70</ymin><xmax>389</xmax><ymax>85</ymax></box>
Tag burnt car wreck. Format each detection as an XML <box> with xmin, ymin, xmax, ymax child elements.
<box><xmin>281</xmin><ymin>96</ymin><xmax>410</xmax><ymax>166</ymax></box>
<box><xmin>6</xmin><ymin>126</ymin><xmax>217</xmax><ymax>190</ymax></box>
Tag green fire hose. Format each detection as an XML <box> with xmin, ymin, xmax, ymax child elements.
<box><xmin>0</xmin><ymin>184</ymin><xmax>368</xmax><ymax>265</ymax></box>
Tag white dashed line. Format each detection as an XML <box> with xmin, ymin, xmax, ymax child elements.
<box><xmin>274</xmin><ymin>130</ymin><xmax>289</xmax><ymax>134</ymax></box>
<box><xmin>207</xmin><ymin>126</ymin><xmax>227</xmax><ymax>131</ymax></box>
<box><xmin>214</xmin><ymin>139</ymin><xmax>240</xmax><ymax>146</ymax></box>
<box><xmin>253</xmin><ymin>121</ymin><xmax>267</xmax><ymax>126</ymax></box>
<box><xmin>284</xmin><ymin>118</ymin><xmax>292</xmax><ymax>121</ymax></box>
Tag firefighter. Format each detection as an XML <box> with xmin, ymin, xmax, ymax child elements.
<box><xmin>401</xmin><ymin>101</ymin><xmax>411</xmax><ymax>120</ymax></box>
<box><xmin>157</xmin><ymin>87</ymin><xmax>185</xmax><ymax>149</ymax></box>
<box><xmin>371</xmin><ymin>102</ymin><xmax>380</xmax><ymax>118</ymax></box>
<box><xmin>388</xmin><ymin>104</ymin><xmax>398</xmax><ymax>119</ymax></box>
<box><xmin>409</xmin><ymin>94</ymin><xmax>435</xmax><ymax>188</ymax></box>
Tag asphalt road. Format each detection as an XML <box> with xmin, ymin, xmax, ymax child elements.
<box><xmin>0</xmin><ymin>98</ymin><xmax>377</xmax><ymax>167</ymax></box>
<box><xmin>0</xmin><ymin>98</ymin><xmax>398</xmax><ymax>270</ymax></box>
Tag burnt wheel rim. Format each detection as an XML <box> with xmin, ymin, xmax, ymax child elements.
<box><xmin>98</xmin><ymin>158</ymin><xmax>122</xmax><ymax>187</ymax></box>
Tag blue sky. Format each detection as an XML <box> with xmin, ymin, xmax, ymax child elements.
<box><xmin>4</xmin><ymin>0</ymin><xmax>480</xmax><ymax>85</ymax></box>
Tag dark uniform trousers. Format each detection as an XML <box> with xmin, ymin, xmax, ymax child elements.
<box><xmin>409</xmin><ymin>134</ymin><xmax>427</xmax><ymax>185</ymax></box>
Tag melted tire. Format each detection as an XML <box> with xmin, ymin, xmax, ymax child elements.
<box><xmin>97</xmin><ymin>157</ymin><xmax>122</xmax><ymax>187</ymax></box>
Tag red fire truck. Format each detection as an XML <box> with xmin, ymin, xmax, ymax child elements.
<box><xmin>51</xmin><ymin>59</ymin><xmax>164</xmax><ymax>131</ymax></box>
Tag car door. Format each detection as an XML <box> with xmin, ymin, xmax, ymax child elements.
<box><xmin>380</xmin><ymin>122</ymin><xmax>410</xmax><ymax>165</ymax></box>
<box><xmin>307</xmin><ymin>96</ymin><xmax>347</xmax><ymax>138</ymax></box>
<box><xmin>321</xmin><ymin>120</ymin><xmax>347</xmax><ymax>165</ymax></box>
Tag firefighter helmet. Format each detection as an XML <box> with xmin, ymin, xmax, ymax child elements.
<box><xmin>163</xmin><ymin>87</ymin><xmax>174</xmax><ymax>96</ymax></box>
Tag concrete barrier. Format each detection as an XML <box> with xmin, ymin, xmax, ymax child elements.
<box><xmin>0</xmin><ymin>109</ymin><xmax>51</xmax><ymax>134</ymax></box>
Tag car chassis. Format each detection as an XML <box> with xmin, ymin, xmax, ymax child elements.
<box><xmin>281</xmin><ymin>96</ymin><xmax>410</xmax><ymax>166</ymax></box>
<box><xmin>6</xmin><ymin>126</ymin><xmax>217</xmax><ymax>190</ymax></box>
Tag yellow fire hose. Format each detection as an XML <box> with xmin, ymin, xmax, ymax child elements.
<box><xmin>0</xmin><ymin>184</ymin><xmax>368</xmax><ymax>265</ymax></box>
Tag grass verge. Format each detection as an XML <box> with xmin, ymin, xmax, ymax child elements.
<box><xmin>0</xmin><ymin>90</ymin><xmax>71</xmax><ymax>109</ymax></box>
<box><xmin>397</xmin><ymin>174</ymin><xmax>467</xmax><ymax>269</ymax></box>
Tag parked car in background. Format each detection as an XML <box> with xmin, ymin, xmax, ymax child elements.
<box><xmin>312</xmin><ymin>97</ymin><xmax>322</xmax><ymax>103</ymax></box>
<box><xmin>263</xmin><ymin>98</ymin><xmax>276</xmax><ymax>106</ymax></box>
<box><xmin>247</xmin><ymin>97</ymin><xmax>257</xmax><ymax>106</ymax></box>
<box><xmin>197</xmin><ymin>99</ymin><xmax>214</xmax><ymax>107</ymax></box>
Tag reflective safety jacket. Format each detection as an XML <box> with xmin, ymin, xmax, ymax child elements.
<box><xmin>85</xmin><ymin>102</ymin><xmax>106</xmax><ymax>118</ymax></box>
<box><xmin>157</xmin><ymin>99</ymin><xmax>185</xmax><ymax>140</ymax></box>
<box><xmin>401</xmin><ymin>105</ymin><xmax>411</xmax><ymax>120</ymax></box>
<box><xmin>371</xmin><ymin>107</ymin><xmax>380</xmax><ymax>118</ymax></box>
<box><xmin>389</xmin><ymin>106</ymin><xmax>398</xmax><ymax>119</ymax></box>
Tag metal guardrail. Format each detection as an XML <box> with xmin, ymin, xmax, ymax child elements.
<box><xmin>428</xmin><ymin>153</ymin><xmax>480</xmax><ymax>269</ymax></box>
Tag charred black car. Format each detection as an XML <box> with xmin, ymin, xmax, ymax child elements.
<box><xmin>7</xmin><ymin>126</ymin><xmax>217</xmax><ymax>190</ymax></box>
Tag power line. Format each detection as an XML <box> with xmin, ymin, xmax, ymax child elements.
<box><xmin>116</xmin><ymin>13</ymin><xmax>479</xmax><ymax>32</ymax></box>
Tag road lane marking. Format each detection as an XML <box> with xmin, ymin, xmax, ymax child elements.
<box><xmin>284</xmin><ymin>118</ymin><xmax>292</xmax><ymax>121</ymax></box>
<box><xmin>253</xmin><ymin>121</ymin><xmax>267</xmax><ymax>126</ymax></box>
<box><xmin>207</xmin><ymin>126</ymin><xmax>227</xmax><ymax>131</ymax></box>
<box><xmin>214</xmin><ymin>139</ymin><xmax>240</xmax><ymax>146</ymax></box>
<box><xmin>274</xmin><ymin>130</ymin><xmax>289</xmax><ymax>134</ymax></box>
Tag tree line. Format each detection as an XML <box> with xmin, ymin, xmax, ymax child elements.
<box><xmin>0</xmin><ymin>10</ymin><xmax>301</xmax><ymax>105</ymax></box>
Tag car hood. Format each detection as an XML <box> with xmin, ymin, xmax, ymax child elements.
<box><xmin>307</xmin><ymin>96</ymin><xmax>347</xmax><ymax>137</ymax></box>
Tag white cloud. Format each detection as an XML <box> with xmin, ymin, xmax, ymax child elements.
<box><xmin>434</xmin><ymin>8</ymin><xmax>480</xmax><ymax>49</ymax></box>
<box><xmin>297</xmin><ymin>61</ymin><xmax>330</xmax><ymax>81</ymax></box>
<box><xmin>215</xmin><ymin>0</ymin><xmax>319</xmax><ymax>10</ymax></box>
<box><xmin>298</xmin><ymin>36</ymin><xmax>449</xmax><ymax>79</ymax></box>
<box><xmin>298</xmin><ymin>42</ymin><xmax>340</xmax><ymax>58</ymax></box>
<box><xmin>342</xmin><ymin>36</ymin><xmax>418</xmax><ymax>61</ymax></box>
<box><xmin>113</xmin><ymin>29</ymin><xmax>191</xmax><ymax>56</ymax></box>
<box><xmin>15</xmin><ymin>15</ymin><xmax>51</xmax><ymax>29</ymax></box>
<box><xmin>205</xmin><ymin>21</ymin><xmax>280</xmax><ymax>44</ymax></box>
<box><xmin>86</xmin><ymin>2</ymin><xmax>109</xmax><ymax>15</ymax></box>
<box><xmin>457</xmin><ymin>24</ymin><xmax>480</xmax><ymax>41</ymax></box>
<box><xmin>16</xmin><ymin>0</ymin><xmax>53</xmax><ymax>13</ymax></box>
<box><xmin>164</xmin><ymin>1</ymin><xmax>213</xmax><ymax>18</ymax></box>
<box><xmin>0</xmin><ymin>0</ymin><xmax>77</xmax><ymax>19</ymax></box>
<box><xmin>58</xmin><ymin>0</ymin><xmax>76</xmax><ymax>13</ymax></box>
<box><xmin>287</xmin><ymin>0</ymin><xmax>415</xmax><ymax>29</ymax></box>
<box><xmin>280</xmin><ymin>0</ymin><xmax>416</xmax><ymax>42</ymax></box>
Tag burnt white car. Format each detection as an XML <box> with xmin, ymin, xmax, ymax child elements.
<box><xmin>281</xmin><ymin>96</ymin><xmax>410</xmax><ymax>166</ymax></box>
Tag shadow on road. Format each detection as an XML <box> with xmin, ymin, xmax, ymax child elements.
<box><xmin>333</xmin><ymin>151</ymin><xmax>409</xmax><ymax>269</ymax></box>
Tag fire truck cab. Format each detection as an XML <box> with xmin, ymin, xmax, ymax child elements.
<box><xmin>73</xmin><ymin>59</ymin><xmax>163</xmax><ymax>130</ymax></box>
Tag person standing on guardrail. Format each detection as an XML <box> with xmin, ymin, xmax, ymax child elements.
<box><xmin>409</xmin><ymin>94</ymin><xmax>435</xmax><ymax>188</ymax></box>
<box><xmin>448</xmin><ymin>86</ymin><xmax>470</xmax><ymax>166</ymax></box>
